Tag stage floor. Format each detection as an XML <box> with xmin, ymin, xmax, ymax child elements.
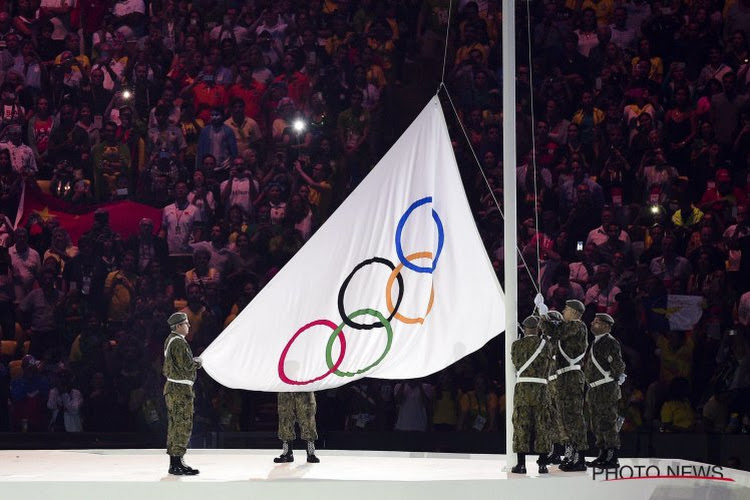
<box><xmin>0</xmin><ymin>449</ymin><xmax>748</xmax><ymax>499</ymax></box>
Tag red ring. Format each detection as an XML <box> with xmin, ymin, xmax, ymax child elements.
<box><xmin>278</xmin><ymin>319</ymin><xmax>346</xmax><ymax>385</ymax></box>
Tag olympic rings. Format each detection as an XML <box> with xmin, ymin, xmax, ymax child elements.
<box><xmin>337</xmin><ymin>257</ymin><xmax>404</xmax><ymax>331</ymax></box>
<box><xmin>325</xmin><ymin>308</ymin><xmax>394</xmax><ymax>377</ymax></box>
<box><xmin>395</xmin><ymin>197</ymin><xmax>444</xmax><ymax>274</ymax></box>
<box><xmin>278</xmin><ymin>197</ymin><xmax>444</xmax><ymax>385</ymax></box>
<box><xmin>278</xmin><ymin>319</ymin><xmax>346</xmax><ymax>385</ymax></box>
<box><xmin>385</xmin><ymin>251</ymin><xmax>435</xmax><ymax>325</ymax></box>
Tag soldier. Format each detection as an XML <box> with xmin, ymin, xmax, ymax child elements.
<box><xmin>274</xmin><ymin>392</ymin><xmax>320</xmax><ymax>463</ymax></box>
<box><xmin>539</xmin><ymin>310</ymin><xmax>565</xmax><ymax>465</ymax></box>
<box><xmin>163</xmin><ymin>312</ymin><xmax>202</xmax><ymax>475</ymax></box>
<box><xmin>555</xmin><ymin>299</ymin><xmax>589</xmax><ymax>472</ymax></box>
<box><xmin>511</xmin><ymin>315</ymin><xmax>551</xmax><ymax>474</ymax></box>
<box><xmin>584</xmin><ymin>313</ymin><xmax>626</xmax><ymax>469</ymax></box>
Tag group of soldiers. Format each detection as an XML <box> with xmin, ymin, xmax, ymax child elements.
<box><xmin>162</xmin><ymin>312</ymin><xmax>319</xmax><ymax>476</ymax></box>
<box><xmin>511</xmin><ymin>299</ymin><xmax>626</xmax><ymax>474</ymax></box>
<box><xmin>161</xmin><ymin>298</ymin><xmax>625</xmax><ymax>477</ymax></box>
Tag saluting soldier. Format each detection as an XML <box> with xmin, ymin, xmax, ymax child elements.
<box><xmin>555</xmin><ymin>300</ymin><xmax>589</xmax><ymax>472</ymax></box>
<box><xmin>274</xmin><ymin>392</ymin><xmax>320</xmax><ymax>463</ymax></box>
<box><xmin>511</xmin><ymin>315</ymin><xmax>551</xmax><ymax>474</ymax></box>
<box><xmin>584</xmin><ymin>313</ymin><xmax>626</xmax><ymax>469</ymax></box>
<box><xmin>163</xmin><ymin>312</ymin><xmax>202</xmax><ymax>475</ymax></box>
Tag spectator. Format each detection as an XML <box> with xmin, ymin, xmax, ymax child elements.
<box><xmin>393</xmin><ymin>380</ymin><xmax>433</xmax><ymax>432</ymax></box>
<box><xmin>103</xmin><ymin>250</ymin><xmax>138</xmax><ymax>330</ymax></box>
<box><xmin>160</xmin><ymin>181</ymin><xmax>203</xmax><ymax>255</ymax></box>
<box><xmin>660</xmin><ymin>377</ymin><xmax>696</xmax><ymax>432</ymax></box>
<box><xmin>47</xmin><ymin>369</ymin><xmax>83</xmax><ymax>432</ymax></box>
<box><xmin>196</xmin><ymin>107</ymin><xmax>237</xmax><ymax>171</ymax></box>
<box><xmin>10</xmin><ymin>227</ymin><xmax>41</xmax><ymax>304</ymax></box>
<box><xmin>9</xmin><ymin>355</ymin><xmax>49</xmax><ymax>431</ymax></box>
<box><xmin>18</xmin><ymin>269</ymin><xmax>62</xmax><ymax>360</ymax></box>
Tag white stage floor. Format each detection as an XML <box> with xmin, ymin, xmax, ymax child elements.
<box><xmin>0</xmin><ymin>449</ymin><xmax>748</xmax><ymax>499</ymax></box>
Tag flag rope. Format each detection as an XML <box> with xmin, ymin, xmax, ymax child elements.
<box><xmin>525</xmin><ymin>0</ymin><xmax>542</xmax><ymax>290</ymax></box>
<box><xmin>439</xmin><ymin>0</ymin><xmax>453</xmax><ymax>90</ymax></box>
<box><xmin>439</xmin><ymin>82</ymin><xmax>540</xmax><ymax>297</ymax></box>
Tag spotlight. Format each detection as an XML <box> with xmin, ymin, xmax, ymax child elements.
<box><xmin>293</xmin><ymin>119</ymin><xmax>306</xmax><ymax>133</ymax></box>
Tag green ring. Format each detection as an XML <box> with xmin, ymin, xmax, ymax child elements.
<box><xmin>325</xmin><ymin>308</ymin><xmax>393</xmax><ymax>377</ymax></box>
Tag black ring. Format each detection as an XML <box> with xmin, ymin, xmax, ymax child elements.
<box><xmin>337</xmin><ymin>257</ymin><xmax>404</xmax><ymax>330</ymax></box>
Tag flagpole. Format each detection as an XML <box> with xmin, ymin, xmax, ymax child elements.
<box><xmin>501</xmin><ymin>0</ymin><xmax>517</xmax><ymax>466</ymax></box>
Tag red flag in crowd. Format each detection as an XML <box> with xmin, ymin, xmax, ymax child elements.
<box><xmin>15</xmin><ymin>183</ymin><xmax>162</xmax><ymax>243</ymax></box>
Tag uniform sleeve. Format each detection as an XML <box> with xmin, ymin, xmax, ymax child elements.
<box><xmin>511</xmin><ymin>341</ymin><xmax>521</xmax><ymax>370</ymax></box>
<box><xmin>171</xmin><ymin>340</ymin><xmax>198</xmax><ymax>380</ymax></box>
<box><xmin>608</xmin><ymin>339</ymin><xmax>626</xmax><ymax>379</ymax></box>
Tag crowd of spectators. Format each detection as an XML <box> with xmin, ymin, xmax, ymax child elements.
<box><xmin>0</xmin><ymin>0</ymin><xmax>748</xmax><ymax>447</ymax></box>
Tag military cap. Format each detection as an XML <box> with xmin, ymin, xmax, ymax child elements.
<box><xmin>547</xmin><ymin>310</ymin><xmax>564</xmax><ymax>321</ymax></box>
<box><xmin>565</xmin><ymin>300</ymin><xmax>585</xmax><ymax>313</ymax></box>
<box><xmin>595</xmin><ymin>313</ymin><xmax>615</xmax><ymax>325</ymax></box>
<box><xmin>167</xmin><ymin>312</ymin><xmax>188</xmax><ymax>327</ymax></box>
<box><xmin>522</xmin><ymin>316</ymin><xmax>539</xmax><ymax>329</ymax></box>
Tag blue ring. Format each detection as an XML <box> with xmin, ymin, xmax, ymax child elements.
<box><xmin>395</xmin><ymin>197</ymin><xmax>445</xmax><ymax>274</ymax></box>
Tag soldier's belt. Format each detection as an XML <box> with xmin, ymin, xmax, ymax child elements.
<box><xmin>548</xmin><ymin>374</ymin><xmax>557</xmax><ymax>381</ymax></box>
<box><xmin>588</xmin><ymin>376</ymin><xmax>614</xmax><ymax>388</ymax></box>
<box><xmin>556</xmin><ymin>365</ymin><xmax>582</xmax><ymax>375</ymax></box>
<box><xmin>167</xmin><ymin>378</ymin><xmax>194</xmax><ymax>386</ymax></box>
<box><xmin>516</xmin><ymin>377</ymin><xmax>548</xmax><ymax>384</ymax></box>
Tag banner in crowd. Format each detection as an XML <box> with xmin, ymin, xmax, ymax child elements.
<box><xmin>645</xmin><ymin>294</ymin><xmax>704</xmax><ymax>332</ymax></box>
<box><xmin>15</xmin><ymin>183</ymin><xmax>163</xmax><ymax>243</ymax></box>
<box><xmin>201</xmin><ymin>96</ymin><xmax>505</xmax><ymax>392</ymax></box>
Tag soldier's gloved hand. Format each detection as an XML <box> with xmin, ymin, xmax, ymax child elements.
<box><xmin>618</xmin><ymin>373</ymin><xmax>627</xmax><ymax>385</ymax></box>
<box><xmin>194</xmin><ymin>357</ymin><xmax>203</xmax><ymax>369</ymax></box>
<box><xmin>534</xmin><ymin>293</ymin><xmax>549</xmax><ymax>316</ymax></box>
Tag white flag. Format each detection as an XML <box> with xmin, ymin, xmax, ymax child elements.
<box><xmin>201</xmin><ymin>96</ymin><xmax>505</xmax><ymax>391</ymax></box>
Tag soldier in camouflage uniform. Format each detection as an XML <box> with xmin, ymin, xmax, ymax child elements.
<box><xmin>584</xmin><ymin>313</ymin><xmax>626</xmax><ymax>469</ymax></box>
<box><xmin>539</xmin><ymin>310</ymin><xmax>565</xmax><ymax>464</ymax></box>
<box><xmin>163</xmin><ymin>312</ymin><xmax>202</xmax><ymax>475</ymax></box>
<box><xmin>274</xmin><ymin>392</ymin><xmax>320</xmax><ymax>463</ymax></box>
<box><xmin>555</xmin><ymin>300</ymin><xmax>589</xmax><ymax>472</ymax></box>
<box><xmin>511</xmin><ymin>316</ymin><xmax>551</xmax><ymax>474</ymax></box>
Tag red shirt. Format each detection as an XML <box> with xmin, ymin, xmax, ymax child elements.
<box><xmin>32</xmin><ymin>117</ymin><xmax>53</xmax><ymax>155</ymax></box>
<box><xmin>228</xmin><ymin>81</ymin><xmax>267</xmax><ymax>123</ymax></box>
<box><xmin>273</xmin><ymin>72</ymin><xmax>310</xmax><ymax>107</ymax></box>
<box><xmin>192</xmin><ymin>83</ymin><xmax>229</xmax><ymax>123</ymax></box>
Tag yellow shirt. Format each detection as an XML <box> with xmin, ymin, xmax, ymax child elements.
<box><xmin>656</xmin><ymin>334</ymin><xmax>695</xmax><ymax>384</ymax></box>
<box><xmin>661</xmin><ymin>400</ymin><xmax>695</xmax><ymax>430</ymax></box>
<box><xmin>104</xmin><ymin>270</ymin><xmax>136</xmax><ymax>322</ymax></box>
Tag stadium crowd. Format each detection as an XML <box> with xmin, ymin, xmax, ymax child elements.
<box><xmin>0</xmin><ymin>0</ymin><xmax>748</xmax><ymax>444</ymax></box>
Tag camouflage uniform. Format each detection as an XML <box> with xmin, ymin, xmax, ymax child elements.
<box><xmin>585</xmin><ymin>333</ymin><xmax>625</xmax><ymax>449</ymax></box>
<box><xmin>553</xmin><ymin>320</ymin><xmax>588</xmax><ymax>449</ymax></box>
<box><xmin>539</xmin><ymin>316</ymin><xmax>561</xmax><ymax>449</ymax></box>
<box><xmin>511</xmin><ymin>334</ymin><xmax>551</xmax><ymax>453</ymax></box>
<box><xmin>277</xmin><ymin>392</ymin><xmax>318</xmax><ymax>442</ymax></box>
<box><xmin>163</xmin><ymin>333</ymin><xmax>199</xmax><ymax>457</ymax></box>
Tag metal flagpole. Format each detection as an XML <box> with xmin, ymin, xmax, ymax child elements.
<box><xmin>501</xmin><ymin>0</ymin><xmax>517</xmax><ymax>467</ymax></box>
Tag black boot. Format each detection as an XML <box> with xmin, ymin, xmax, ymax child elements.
<box><xmin>597</xmin><ymin>448</ymin><xmax>619</xmax><ymax>469</ymax></box>
<box><xmin>559</xmin><ymin>449</ymin><xmax>587</xmax><ymax>472</ymax></box>
<box><xmin>547</xmin><ymin>443</ymin><xmax>563</xmax><ymax>465</ymax></box>
<box><xmin>306</xmin><ymin>441</ymin><xmax>320</xmax><ymax>463</ymax></box>
<box><xmin>559</xmin><ymin>443</ymin><xmax>573</xmax><ymax>467</ymax></box>
<box><xmin>274</xmin><ymin>441</ymin><xmax>294</xmax><ymax>463</ymax></box>
<box><xmin>169</xmin><ymin>455</ymin><xmax>200</xmax><ymax>475</ymax></box>
<box><xmin>537</xmin><ymin>454</ymin><xmax>549</xmax><ymax>474</ymax></box>
<box><xmin>586</xmin><ymin>448</ymin><xmax>606</xmax><ymax>467</ymax></box>
<box><xmin>510</xmin><ymin>453</ymin><xmax>526</xmax><ymax>474</ymax></box>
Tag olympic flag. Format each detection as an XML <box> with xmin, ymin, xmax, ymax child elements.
<box><xmin>201</xmin><ymin>96</ymin><xmax>505</xmax><ymax>391</ymax></box>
